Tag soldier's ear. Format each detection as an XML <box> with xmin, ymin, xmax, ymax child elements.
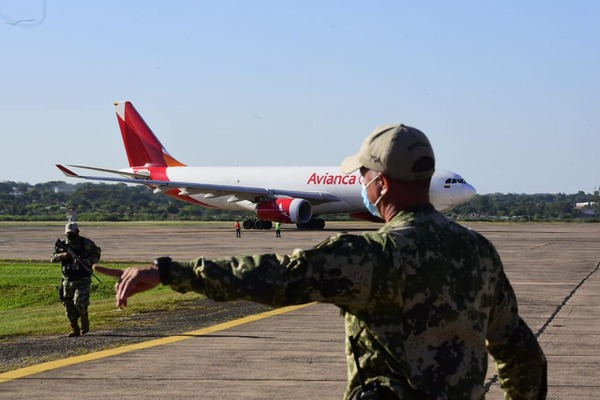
<box><xmin>379</xmin><ymin>174</ymin><xmax>390</xmax><ymax>196</ymax></box>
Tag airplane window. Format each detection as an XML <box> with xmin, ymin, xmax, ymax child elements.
<box><xmin>444</xmin><ymin>178</ymin><xmax>467</xmax><ymax>185</ymax></box>
<box><xmin>444</xmin><ymin>178</ymin><xmax>469</xmax><ymax>185</ymax></box>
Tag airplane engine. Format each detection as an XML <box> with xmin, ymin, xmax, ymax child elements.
<box><xmin>255</xmin><ymin>198</ymin><xmax>312</xmax><ymax>224</ymax></box>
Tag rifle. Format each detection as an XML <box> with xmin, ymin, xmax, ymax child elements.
<box><xmin>55</xmin><ymin>239</ymin><xmax>102</xmax><ymax>284</ymax></box>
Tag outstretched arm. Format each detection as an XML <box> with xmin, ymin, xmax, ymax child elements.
<box><xmin>93</xmin><ymin>264</ymin><xmax>160</xmax><ymax>307</ymax></box>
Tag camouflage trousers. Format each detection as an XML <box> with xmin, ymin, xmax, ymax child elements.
<box><xmin>61</xmin><ymin>277</ymin><xmax>91</xmax><ymax>322</ymax></box>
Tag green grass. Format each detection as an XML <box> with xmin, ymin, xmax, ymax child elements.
<box><xmin>0</xmin><ymin>260</ymin><xmax>204</xmax><ymax>338</ymax></box>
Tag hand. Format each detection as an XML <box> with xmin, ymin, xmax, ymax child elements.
<box><xmin>59</xmin><ymin>252</ymin><xmax>72</xmax><ymax>262</ymax></box>
<box><xmin>93</xmin><ymin>264</ymin><xmax>160</xmax><ymax>308</ymax></box>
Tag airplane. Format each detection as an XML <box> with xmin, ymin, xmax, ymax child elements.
<box><xmin>56</xmin><ymin>101</ymin><xmax>477</xmax><ymax>230</ymax></box>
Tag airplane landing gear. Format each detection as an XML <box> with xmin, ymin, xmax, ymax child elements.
<box><xmin>243</xmin><ymin>218</ymin><xmax>325</xmax><ymax>230</ymax></box>
<box><xmin>243</xmin><ymin>218</ymin><xmax>273</xmax><ymax>230</ymax></box>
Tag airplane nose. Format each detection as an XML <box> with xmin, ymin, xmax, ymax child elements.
<box><xmin>465</xmin><ymin>183</ymin><xmax>477</xmax><ymax>200</ymax></box>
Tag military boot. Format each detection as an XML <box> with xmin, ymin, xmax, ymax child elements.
<box><xmin>81</xmin><ymin>314</ymin><xmax>89</xmax><ymax>335</ymax></box>
<box><xmin>68</xmin><ymin>321</ymin><xmax>80</xmax><ymax>337</ymax></box>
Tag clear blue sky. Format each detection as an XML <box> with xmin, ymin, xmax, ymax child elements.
<box><xmin>1</xmin><ymin>1</ymin><xmax>598</xmax><ymax>194</ymax></box>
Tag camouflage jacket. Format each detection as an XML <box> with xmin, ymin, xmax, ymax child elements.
<box><xmin>162</xmin><ymin>205</ymin><xmax>547</xmax><ymax>399</ymax></box>
<box><xmin>51</xmin><ymin>236</ymin><xmax>101</xmax><ymax>280</ymax></box>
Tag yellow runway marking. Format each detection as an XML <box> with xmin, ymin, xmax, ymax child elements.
<box><xmin>0</xmin><ymin>303</ymin><xmax>314</xmax><ymax>383</ymax></box>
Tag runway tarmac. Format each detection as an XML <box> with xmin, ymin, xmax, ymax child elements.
<box><xmin>1</xmin><ymin>221</ymin><xmax>600</xmax><ymax>398</ymax></box>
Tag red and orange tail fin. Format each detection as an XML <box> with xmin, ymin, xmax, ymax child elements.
<box><xmin>113</xmin><ymin>101</ymin><xmax>186</xmax><ymax>168</ymax></box>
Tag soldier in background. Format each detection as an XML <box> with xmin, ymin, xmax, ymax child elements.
<box><xmin>95</xmin><ymin>124</ymin><xmax>547</xmax><ymax>399</ymax></box>
<box><xmin>51</xmin><ymin>223</ymin><xmax>101</xmax><ymax>337</ymax></box>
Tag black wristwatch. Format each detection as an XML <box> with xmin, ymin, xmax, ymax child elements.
<box><xmin>153</xmin><ymin>256</ymin><xmax>173</xmax><ymax>285</ymax></box>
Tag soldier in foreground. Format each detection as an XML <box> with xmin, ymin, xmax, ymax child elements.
<box><xmin>95</xmin><ymin>124</ymin><xmax>547</xmax><ymax>399</ymax></box>
<box><xmin>51</xmin><ymin>223</ymin><xmax>101</xmax><ymax>337</ymax></box>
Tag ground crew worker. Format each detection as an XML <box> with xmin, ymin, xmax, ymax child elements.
<box><xmin>234</xmin><ymin>220</ymin><xmax>241</xmax><ymax>238</ymax></box>
<box><xmin>94</xmin><ymin>124</ymin><xmax>547</xmax><ymax>399</ymax></box>
<box><xmin>51</xmin><ymin>223</ymin><xmax>101</xmax><ymax>337</ymax></box>
<box><xmin>275</xmin><ymin>221</ymin><xmax>281</xmax><ymax>238</ymax></box>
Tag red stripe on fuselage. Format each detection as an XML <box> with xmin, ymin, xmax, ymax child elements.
<box><xmin>165</xmin><ymin>192</ymin><xmax>218</xmax><ymax>208</ymax></box>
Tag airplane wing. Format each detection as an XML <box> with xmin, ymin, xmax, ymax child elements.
<box><xmin>58</xmin><ymin>164</ymin><xmax>151</xmax><ymax>180</ymax></box>
<box><xmin>56</xmin><ymin>164</ymin><xmax>342</xmax><ymax>205</ymax></box>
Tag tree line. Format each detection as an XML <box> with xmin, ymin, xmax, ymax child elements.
<box><xmin>1</xmin><ymin>181</ymin><xmax>599</xmax><ymax>222</ymax></box>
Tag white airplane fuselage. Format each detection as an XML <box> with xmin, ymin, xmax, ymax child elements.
<box><xmin>132</xmin><ymin>165</ymin><xmax>475</xmax><ymax>215</ymax></box>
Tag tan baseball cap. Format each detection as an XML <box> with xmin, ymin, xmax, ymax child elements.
<box><xmin>65</xmin><ymin>222</ymin><xmax>79</xmax><ymax>234</ymax></box>
<box><xmin>340</xmin><ymin>124</ymin><xmax>435</xmax><ymax>180</ymax></box>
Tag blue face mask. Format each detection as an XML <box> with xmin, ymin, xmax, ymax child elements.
<box><xmin>361</xmin><ymin>174</ymin><xmax>383</xmax><ymax>219</ymax></box>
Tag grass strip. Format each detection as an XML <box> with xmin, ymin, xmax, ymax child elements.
<box><xmin>0</xmin><ymin>261</ymin><xmax>204</xmax><ymax>338</ymax></box>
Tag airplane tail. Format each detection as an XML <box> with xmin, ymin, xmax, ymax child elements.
<box><xmin>114</xmin><ymin>101</ymin><xmax>186</xmax><ymax>168</ymax></box>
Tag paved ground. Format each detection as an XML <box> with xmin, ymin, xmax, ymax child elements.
<box><xmin>1</xmin><ymin>221</ymin><xmax>600</xmax><ymax>399</ymax></box>
<box><xmin>0</xmin><ymin>220</ymin><xmax>374</xmax><ymax>262</ymax></box>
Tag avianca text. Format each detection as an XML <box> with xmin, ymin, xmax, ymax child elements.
<box><xmin>306</xmin><ymin>173</ymin><xmax>361</xmax><ymax>185</ymax></box>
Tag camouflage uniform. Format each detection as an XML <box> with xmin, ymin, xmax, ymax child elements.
<box><xmin>51</xmin><ymin>235</ymin><xmax>101</xmax><ymax>334</ymax></box>
<box><xmin>159</xmin><ymin>205</ymin><xmax>547</xmax><ymax>399</ymax></box>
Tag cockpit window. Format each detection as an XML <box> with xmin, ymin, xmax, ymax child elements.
<box><xmin>445</xmin><ymin>178</ymin><xmax>467</xmax><ymax>185</ymax></box>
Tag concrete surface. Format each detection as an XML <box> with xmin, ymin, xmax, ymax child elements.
<box><xmin>1</xmin><ymin>222</ymin><xmax>600</xmax><ymax>399</ymax></box>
